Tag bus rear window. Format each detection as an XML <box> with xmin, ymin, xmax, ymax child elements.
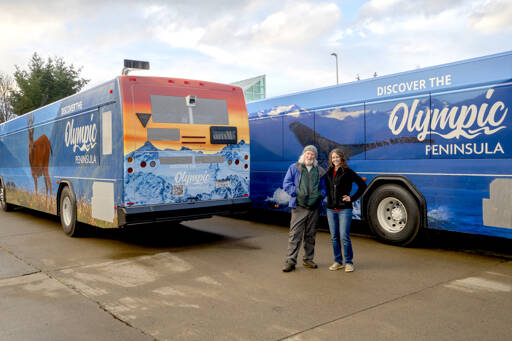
<box><xmin>151</xmin><ymin>95</ymin><xmax>229</xmax><ymax>125</ymax></box>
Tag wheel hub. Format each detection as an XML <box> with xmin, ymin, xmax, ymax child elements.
<box><xmin>391</xmin><ymin>207</ymin><xmax>404</xmax><ymax>221</ymax></box>
<box><xmin>376</xmin><ymin>197</ymin><xmax>408</xmax><ymax>233</ymax></box>
<box><xmin>62</xmin><ymin>196</ymin><xmax>72</xmax><ymax>226</ymax></box>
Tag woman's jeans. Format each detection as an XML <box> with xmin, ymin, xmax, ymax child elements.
<box><xmin>326</xmin><ymin>208</ymin><xmax>353</xmax><ymax>265</ymax></box>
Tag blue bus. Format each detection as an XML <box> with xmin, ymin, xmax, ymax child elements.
<box><xmin>0</xmin><ymin>76</ymin><xmax>251</xmax><ymax>236</ymax></box>
<box><xmin>247</xmin><ymin>51</ymin><xmax>512</xmax><ymax>245</ymax></box>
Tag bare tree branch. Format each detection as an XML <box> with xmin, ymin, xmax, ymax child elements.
<box><xmin>0</xmin><ymin>72</ymin><xmax>14</xmax><ymax>123</ymax></box>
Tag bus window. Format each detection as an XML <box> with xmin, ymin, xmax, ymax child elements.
<box><xmin>365</xmin><ymin>95</ymin><xmax>430</xmax><ymax>160</ymax></box>
<box><xmin>150</xmin><ymin>95</ymin><xmax>229</xmax><ymax>125</ymax></box>
<box><xmin>314</xmin><ymin>105</ymin><xmax>365</xmax><ymax>161</ymax></box>
<box><xmin>430</xmin><ymin>85</ymin><xmax>512</xmax><ymax>159</ymax></box>
<box><xmin>283</xmin><ymin>111</ymin><xmax>314</xmax><ymax>161</ymax></box>
<box><xmin>151</xmin><ymin>95</ymin><xmax>188</xmax><ymax>124</ymax></box>
<box><xmin>250</xmin><ymin>116</ymin><xmax>283</xmax><ymax>161</ymax></box>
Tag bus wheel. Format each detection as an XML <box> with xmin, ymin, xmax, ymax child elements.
<box><xmin>60</xmin><ymin>186</ymin><xmax>80</xmax><ymax>237</ymax></box>
<box><xmin>367</xmin><ymin>184</ymin><xmax>420</xmax><ymax>246</ymax></box>
<box><xmin>0</xmin><ymin>182</ymin><xmax>13</xmax><ymax>212</ymax></box>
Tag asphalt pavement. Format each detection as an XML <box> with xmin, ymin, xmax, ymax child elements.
<box><xmin>0</xmin><ymin>207</ymin><xmax>511</xmax><ymax>340</ymax></box>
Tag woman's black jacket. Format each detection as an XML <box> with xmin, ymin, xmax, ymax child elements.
<box><xmin>324</xmin><ymin>166</ymin><xmax>367</xmax><ymax>210</ymax></box>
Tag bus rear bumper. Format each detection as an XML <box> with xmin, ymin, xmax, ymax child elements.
<box><xmin>117</xmin><ymin>198</ymin><xmax>251</xmax><ymax>226</ymax></box>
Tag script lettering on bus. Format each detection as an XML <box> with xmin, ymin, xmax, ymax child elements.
<box><xmin>174</xmin><ymin>171</ymin><xmax>210</xmax><ymax>185</ymax></box>
<box><xmin>64</xmin><ymin>113</ymin><xmax>98</xmax><ymax>153</ymax></box>
<box><xmin>387</xmin><ymin>88</ymin><xmax>508</xmax><ymax>156</ymax></box>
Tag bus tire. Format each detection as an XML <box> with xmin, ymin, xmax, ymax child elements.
<box><xmin>367</xmin><ymin>184</ymin><xmax>420</xmax><ymax>246</ymax></box>
<box><xmin>60</xmin><ymin>186</ymin><xmax>80</xmax><ymax>237</ymax></box>
<box><xmin>0</xmin><ymin>181</ymin><xmax>14</xmax><ymax>212</ymax></box>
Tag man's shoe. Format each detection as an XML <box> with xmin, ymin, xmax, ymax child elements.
<box><xmin>328</xmin><ymin>262</ymin><xmax>344</xmax><ymax>271</ymax></box>
<box><xmin>303</xmin><ymin>260</ymin><xmax>318</xmax><ymax>269</ymax></box>
<box><xmin>282</xmin><ymin>264</ymin><xmax>295</xmax><ymax>272</ymax></box>
<box><xmin>345</xmin><ymin>263</ymin><xmax>355</xmax><ymax>272</ymax></box>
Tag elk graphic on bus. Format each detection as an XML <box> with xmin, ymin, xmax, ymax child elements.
<box><xmin>27</xmin><ymin>115</ymin><xmax>53</xmax><ymax>199</ymax></box>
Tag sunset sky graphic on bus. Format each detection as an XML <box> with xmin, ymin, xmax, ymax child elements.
<box><xmin>120</xmin><ymin>77</ymin><xmax>249</xmax><ymax>155</ymax></box>
<box><xmin>119</xmin><ymin>77</ymin><xmax>250</xmax><ymax>205</ymax></box>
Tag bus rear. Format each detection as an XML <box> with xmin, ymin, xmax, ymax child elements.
<box><xmin>118</xmin><ymin>76</ymin><xmax>250</xmax><ymax>225</ymax></box>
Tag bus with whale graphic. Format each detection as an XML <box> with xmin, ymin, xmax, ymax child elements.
<box><xmin>0</xmin><ymin>75</ymin><xmax>250</xmax><ymax>236</ymax></box>
<box><xmin>247</xmin><ymin>50</ymin><xmax>512</xmax><ymax>245</ymax></box>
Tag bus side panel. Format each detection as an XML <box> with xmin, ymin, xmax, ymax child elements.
<box><xmin>0</xmin><ymin>102</ymin><xmax>61</xmax><ymax>214</ymax></box>
<box><xmin>422</xmin><ymin>84</ymin><xmax>512</xmax><ymax>237</ymax></box>
<box><xmin>48</xmin><ymin>81</ymin><xmax>121</xmax><ymax>228</ymax></box>
<box><xmin>249</xmin><ymin>103</ymin><xmax>367</xmax><ymax>214</ymax></box>
<box><xmin>249</xmin><ymin>115</ymin><xmax>285</xmax><ymax>209</ymax></box>
<box><xmin>365</xmin><ymin>94</ymin><xmax>431</xmax><ymax>160</ymax></box>
<box><xmin>315</xmin><ymin>104</ymin><xmax>365</xmax><ymax>217</ymax></box>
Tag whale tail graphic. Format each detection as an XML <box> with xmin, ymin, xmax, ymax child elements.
<box><xmin>289</xmin><ymin>121</ymin><xmax>429</xmax><ymax>160</ymax></box>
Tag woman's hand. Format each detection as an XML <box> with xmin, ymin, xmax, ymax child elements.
<box><xmin>342</xmin><ymin>195</ymin><xmax>351</xmax><ymax>202</ymax></box>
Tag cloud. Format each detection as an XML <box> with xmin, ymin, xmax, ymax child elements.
<box><xmin>469</xmin><ymin>0</ymin><xmax>512</xmax><ymax>33</ymax></box>
<box><xmin>1</xmin><ymin>0</ymin><xmax>511</xmax><ymax>99</ymax></box>
<box><xmin>358</xmin><ymin>0</ymin><xmax>466</xmax><ymax>19</ymax></box>
<box><xmin>147</xmin><ymin>0</ymin><xmax>340</xmax><ymax>91</ymax></box>
<box><xmin>327</xmin><ymin>0</ymin><xmax>512</xmax><ymax>83</ymax></box>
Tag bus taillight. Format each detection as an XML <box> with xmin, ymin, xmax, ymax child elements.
<box><xmin>127</xmin><ymin>167</ymin><xmax>133</xmax><ymax>174</ymax></box>
<box><xmin>141</xmin><ymin>161</ymin><xmax>146</xmax><ymax>168</ymax></box>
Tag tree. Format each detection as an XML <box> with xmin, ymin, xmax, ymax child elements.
<box><xmin>10</xmin><ymin>53</ymin><xmax>89</xmax><ymax>116</ymax></box>
<box><xmin>0</xmin><ymin>72</ymin><xmax>14</xmax><ymax>123</ymax></box>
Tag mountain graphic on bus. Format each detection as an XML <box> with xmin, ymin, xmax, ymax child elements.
<box><xmin>124</xmin><ymin>140</ymin><xmax>249</xmax><ymax>205</ymax></box>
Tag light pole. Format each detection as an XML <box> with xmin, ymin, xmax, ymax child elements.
<box><xmin>330</xmin><ymin>52</ymin><xmax>339</xmax><ymax>85</ymax></box>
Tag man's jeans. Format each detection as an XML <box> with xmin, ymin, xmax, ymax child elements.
<box><xmin>326</xmin><ymin>208</ymin><xmax>353</xmax><ymax>265</ymax></box>
<box><xmin>285</xmin><ymin>205</ymin><xmax>319</xmax><ymax>265</ymax></box>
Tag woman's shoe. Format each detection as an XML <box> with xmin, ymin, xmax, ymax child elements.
<box><xmin>328</xmin><ymin>262</ymin><xmax>344</xmax><ymax>271</ymax></box>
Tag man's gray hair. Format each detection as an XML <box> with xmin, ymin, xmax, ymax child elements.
<box><xmin>298</xmin><ymin>153</ymin><xmax>318</xmax><ymax>166</ymax></box>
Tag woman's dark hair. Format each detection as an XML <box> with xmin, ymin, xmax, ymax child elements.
<box><xmin>328</xmin><ymin>149</ymin><xmax>348</xmax><ymax>170</ymax></box>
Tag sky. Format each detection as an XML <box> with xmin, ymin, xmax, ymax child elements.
<box><xmin>1</xmin><ymin>0</ymin><xmax>511</xmax><ymax>98</ymax></box>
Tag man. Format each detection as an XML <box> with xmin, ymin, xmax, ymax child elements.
<box><xmin>282</xmin><ymin>145</ymin><xmax>326</xmax><ymax>272</ymax></box>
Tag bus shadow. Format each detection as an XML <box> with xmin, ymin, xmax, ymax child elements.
<box><xmin>422</xmin><ymin>230</ymin><xmax>512</xmax><ymax>260</ymax></box>
<box><xmin>13</xmin><ymin>207</ymin><xmax>234</xmax><ymax>250</ymax></box>
<box><xmin>85</xmin><ymin>222</ymin><xmax>233</xmax><ymax>250</ymax></box>
<box><xmin>241</xmin><ymin>209</ymin><xmax>511</xmax><ymax>259</ymax></box>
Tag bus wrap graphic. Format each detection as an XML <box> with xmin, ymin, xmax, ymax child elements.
<box><xmin>0</xmin><ymin>76</ymin><xmax>251</xmax><ymax>235</ymax></box>
<box><xmin>247</xmin><ymin>50</ymin><xmax>512</xmax><ymax>244</ymax></box>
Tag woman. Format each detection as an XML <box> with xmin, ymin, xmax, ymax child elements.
<box><xmin>324</xmin><ymin>149</ymin><xmax>367</xmax><ymax>272</ymax></box>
